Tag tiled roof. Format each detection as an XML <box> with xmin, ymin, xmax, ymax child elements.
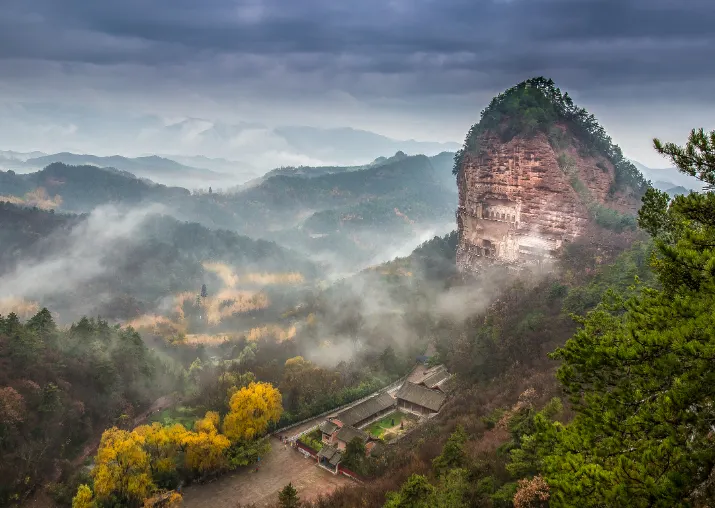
<box><xmin>335</xmin><ymin>392</ymin><xmax>395</xmax><ymax>427</ymax></box>
<box><xmin>336</xmin><ymin>425</ymin><xmax>369</xmax><ymax>444</ymax></box>
<box><xmin>421</xmin><ymin>366</ymin><xmax>450</xmax><ymax>389</ymax></box>
<box><xmin>319</xmin><ymin>421</ymin><xmax>339</xmax><ymax>435</ymax></box>
<box><xmin>318</xmin><ymin>445</ymin><xmax>340</xmax><ymax>461</ymax></box>
<box><xmin>395</xmin><ymin>382</ymin><xmax>446</xmax><ymax>412</ymax></box>
<box><xmin>408</xmin><ymin>364</ymin><xmax>449</xmax><ymax>385</ymax></box>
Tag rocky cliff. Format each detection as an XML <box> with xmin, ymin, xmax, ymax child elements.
<box><xmin>455</xmin><ymin>78</ymin><xmax>647</xmax><ymax>273</ymax></box>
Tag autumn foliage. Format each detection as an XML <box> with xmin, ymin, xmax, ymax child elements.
<box><xmin>74</xmin><ymin>381</ymin><xmax>281</xmax><ymax>507</ymax></box>
<box><xmin>222</xmin><ymin>381</ymin><xmax>283</xmax><ymax>442</ymax></box>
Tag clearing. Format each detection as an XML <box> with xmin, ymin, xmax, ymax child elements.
<box><xmin>366</xmin><ymin>411</ymin><xmax>417</xmax><ymax>439</ymax></box>
<box><xmin>148</xmin><ymin>405</ymin><xmax>199</xmax><ymax>430</ymax></box>
<box><xmin>182</xmin><ymin>436</ymin><xmax>353</xmax><ymax>507</ymax></box>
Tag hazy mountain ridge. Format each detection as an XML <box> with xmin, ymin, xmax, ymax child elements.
<box><xmin>0</xmin><ymin>162</ymin><xmax>190</xmax><ymax>212</ymax></box>
<box><xmin>630</xmin><ymin>159</ymin><xmax>704</xmax><ymax>192</ymax></box>
<box><xmin>0</xmin><ymin>150</ymin><xmax>458</xmax><ymax>271</ymax></box>
<box><xmin>22</xmin><ymin>153</ymin><xmax>228</xmax><ymax>188</ymax></box>
<box><xmin>0</xmin><ymin>201</ymin><xmax>318</xmax><ymax>322</ymax></box>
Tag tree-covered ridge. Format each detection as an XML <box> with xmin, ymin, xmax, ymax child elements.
<box><xmin>0</xmin><ymin>202</ymin><xmax>318</xmax><ymax>322</ymax></box>
<box><xmin>0</xmin><ymin>311</ymin><xmax>181</xmax><ymax>505</ymax></box>
<box><xmin>0</xmin><ymin>163</ymin><xmax>191</xmax><ymax>213</ymax></box>
<box><xmin>453</xmin><ymin>77</ymin><xmax>649</xmax><ymax>196</ymax></box>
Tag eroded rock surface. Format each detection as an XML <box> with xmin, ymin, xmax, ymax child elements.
<box><xmin>456</xmin><ymin>132</ymin><xmax>623</xmax><ymax>272</ymax></box>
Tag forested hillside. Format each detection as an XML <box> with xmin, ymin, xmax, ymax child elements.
<box><xmin>1</xmin><ymin>151</ymin><xmax>457</xmax><ymax>271</ymax></box>
<box><xmin>301</xmin><ymin>129</ymin><xmax>715</xmax><ymax>508</ymax></box>
<box><xmin>0</xmin><ymin>163</ymin><xmax>190</xmax><ymax>212</ymax></box>
<box><xmin>0</xmin><ymin>313</ymin><xmax>181</xmax><ymax>506</ymax></box>
<box><xmin>0</xmin><ymin>202</ymin><xmax>318</xmax><ymax>322</ymax></box>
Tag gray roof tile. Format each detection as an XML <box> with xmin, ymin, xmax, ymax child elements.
<box><xmin>395</xmin><ymin>382</ymin><xmax>446</xmax><ymax>412</ymax></box>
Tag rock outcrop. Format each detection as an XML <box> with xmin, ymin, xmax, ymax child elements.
<box><xmin>456</xmin><ymin>131</ymin><xmax>640</xmax><ymax>273</ymax></box>
<box><xmin>455</xmin><ymin>78</ymin><xmax>647</xmax><ymax>273</ymax></box>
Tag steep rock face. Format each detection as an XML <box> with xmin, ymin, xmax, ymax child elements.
<box><xmin>456</xmin><ymin>132</ymin><xmax>621</xmax><ymax>272</ymax></box>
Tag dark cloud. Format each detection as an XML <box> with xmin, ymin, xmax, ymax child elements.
<box><xmin>1</xmin><ymin>0</ymin><xmax>713</xmax><ymax>90</ymax></box>
<box><xmin>0</xmin><ymin>0</ymin><xmax>713</xmax><ymax>165</ymax></box>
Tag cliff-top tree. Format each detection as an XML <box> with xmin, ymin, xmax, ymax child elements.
<box><xmin>453</xmin><ymin>77</ymin><xmax>648</xmax><ymax>196</ymax></box>
<box><xmin>528</xmin><ymin>128</ymin><xmax>715</xmax><ymax>506</ymax></box>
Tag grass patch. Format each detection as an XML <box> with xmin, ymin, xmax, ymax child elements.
<box><xmin>366</xmin><ymin>411</ymin><xmax>414</xmax><ymax>439</ymax></box>
<box><xmin>148</xmin><ymin>406</ymin><xmax>199</xmax><ymax>430</ymax></box>
<box><xmin>298</xmin><ymin>429</ymin><xmax>324</xmax><ymax>452</ymax></box>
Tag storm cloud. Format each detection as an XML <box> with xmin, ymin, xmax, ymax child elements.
<box><xmin>0</xmin><ymin>0</ymin><xmax>714</xmax><ymax>165</ymax></box>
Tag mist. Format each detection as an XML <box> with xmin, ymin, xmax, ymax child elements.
<box><xmin>0</xmin><ymin>204</ymin><xmax>162</xmax><ymax>298</ymax></box>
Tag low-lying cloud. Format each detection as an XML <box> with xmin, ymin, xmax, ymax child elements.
<box><xmin>0</xmin><ymin>203</ymin><xmax>163</xmax><ymax>303</ymax></box>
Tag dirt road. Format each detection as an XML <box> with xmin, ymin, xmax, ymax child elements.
<box><xmin>182</xmin><ymin>436</ymin><xmax>353</xmax><ymax>507</ymax></box>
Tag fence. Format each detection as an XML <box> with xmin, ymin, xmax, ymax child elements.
<box><xmin>296</xmin><ymin>440</ymin><xmax>318</xmax><ymax>459</ymax></box>
<box><xmin>338</xmin><ymin>464</ymin><xmax>365</xmax><ymax>483</ymax></box>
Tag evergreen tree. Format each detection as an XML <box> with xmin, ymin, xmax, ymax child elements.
<box><xmin>531</xmin><ymin>129</ymin><xmax>715</xmax><ymax>506</ymax></box>
<box><xmin>384</xmin><ymin>474</ymin><xmax>436</xmax><ymax>508</ymax></box>
<box><xmin>432</xmin><ymin>425</ymin><xmax>467</xmax><ymax>475</ymax></box>
<box><xmin>201</xmin><ymin>284</ymin><xmax>208</xmax><ymax>298</ymax></box>
<box><xmin>278</xmin><ymin>482</ymin><xmax>300</xmax><ymax>508</ymax></box>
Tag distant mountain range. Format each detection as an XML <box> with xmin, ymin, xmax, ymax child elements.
<box><xmin>1</xmin><ymin>117</ymin><xmax>460</xmax><ymax>174</ymax></box>
<box><xmin>0</xmin><ymin>122</ymin><xmax>460</xmax><ymax>189</ymax></box>
<box><xmin>0</xmin><ymin>150</ymin><xmax>457</xmax><ymax>272</ymax></box>
<box><xmin>1</xmin><ymin>152</ymin><xmax>232</xmax><ymax>190</ymax></box>
<box><xmin>630</xmin><ymin>160</ymin><xmax>704</xmax><ymax>193</ymax></box>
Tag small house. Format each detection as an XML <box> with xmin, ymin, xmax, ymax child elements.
<box><xmin>319</xmin><ymin>420</ymin><xmax>339</xmax><ymax>446</ymax></box>
<box><xmin>317</xmin><ymin>445</ymin><xmax>342</xmax><ymax>473</ymax></box>
<box><xmin>335</xmin><ymin>425</ymin><xmax>369</xmax><ymax>452</ymax></box>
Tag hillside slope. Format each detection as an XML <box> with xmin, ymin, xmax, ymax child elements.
<box><xmin>0</xmin><ymin>202</ymin><xmax>318</xmax><ymax>322</ymax></box>
<box><xmin>0</xmin><ymin>162</ymin><xmax>190</xmax><ymax>212</ymax></box>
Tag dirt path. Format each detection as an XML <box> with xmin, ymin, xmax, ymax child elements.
<box><xmin>182</xmin><ymin>436</ymin><xmax>353</xmax><ymax>507</ymax></box>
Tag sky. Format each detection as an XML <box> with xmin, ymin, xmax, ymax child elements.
<box><xmin>1</xmin><ymin>0</ymin><xmax>714</xmax><ymax>167</ymax></box>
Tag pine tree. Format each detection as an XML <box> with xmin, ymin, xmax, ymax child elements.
<box><xmin>278</xmin><ymin>482</ymin><xmax>300</xmax><ymax>508</ymax></box>
<box><xmin>432</xmin><ymin>425</ymin><xmax>467</xmax><ymax>475</ymax></box>
<box><xmin>531</xmin><ymin>129</ymin><xmax>715</xmax><ymax>506</ymax></box>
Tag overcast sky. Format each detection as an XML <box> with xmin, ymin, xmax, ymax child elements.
<box><xmin>1</xmin><ymin>0</ymin><xmax>714</xmax><ymax>166</ymax></box>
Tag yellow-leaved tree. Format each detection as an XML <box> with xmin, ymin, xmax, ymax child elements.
<box><xmin>142</xmin><ymin>491</ymin><xmax>183</xmax><ymax>507</ymax></box>
<box><xmin>183</xmin><ymin>411</ymin><xmax>231</xmax><ymax>473</ymax></box>
<box><xmin>133</xmin><ymin>423</ymin><xmax>187</xmax><ymax>477</ymax></box>
<box><xmin>92</xmin><ymin>427</ymin><xmax>155</xmax><ymax>505</ymax></box>
<box><xmin>71</xmin><ymin>484</ymin><xmax>95</xmax><ymax>508</ymax></box>
<box><xmin>222</xmin><ymin>382</ymin><xmax>282</xmax><ymax>441</ymax></box>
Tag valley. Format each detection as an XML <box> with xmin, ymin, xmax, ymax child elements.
<box><xmin>1</xmin><ymin>75</ymin><xmax>715</xmax><ymax>508</ymax></box>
